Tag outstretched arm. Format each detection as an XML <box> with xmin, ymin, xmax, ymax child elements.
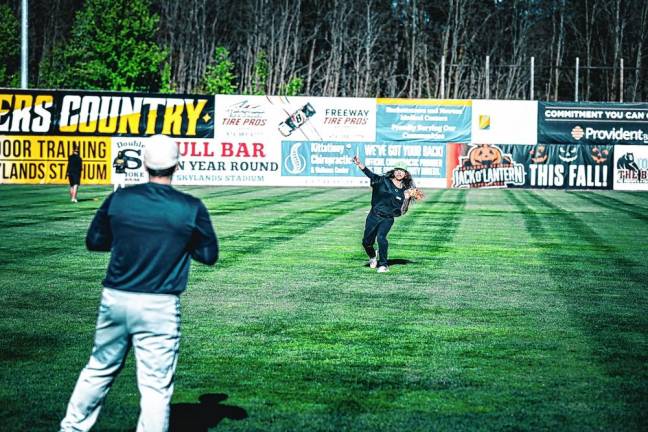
<box><xmin>352</xmin><ymin>155</ymin><xmax>365</xmax><ymax>170</ymax></box>
<box><xmin>353</xmin><ymin>156</ymin><xmax>380</xmax><ymax>183</ymax></box>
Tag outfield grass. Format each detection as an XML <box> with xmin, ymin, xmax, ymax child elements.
<box><xmin>0</xmin><ymin>185</ymin><xmax>647</xmax><ymax>431</ymax></box>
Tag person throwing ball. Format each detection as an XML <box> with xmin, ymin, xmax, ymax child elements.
<box><xmin>353</xmin><ymin>155</ymin><xmax>424</xmax><ymax>273</ymax></box>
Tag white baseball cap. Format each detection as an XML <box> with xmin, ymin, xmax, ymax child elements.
<box><xmin>143</xmin><ymin>134</ymin><xmax>179</xmax><ymax>170</ymax></box>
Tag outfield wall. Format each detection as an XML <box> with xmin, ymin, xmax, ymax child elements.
<box><xmin>1</xmin><ymin>89</ymin><xmax>647</xmax><ymax>190</ymax></box>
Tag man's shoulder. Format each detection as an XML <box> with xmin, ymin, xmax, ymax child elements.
<box><xmin>112</xmin><ymin>184</ymin><xmax>205</xmax><ymax>217</ymax></box>
<box><xmin>126</xmin><ymin>183</ymin><xmax>199</xmax><ymax>200</ymax></box>
<box><xmin>169</xmin><ymin>187</ymin><xmax>203</xmax><ymax>207</ymax></box>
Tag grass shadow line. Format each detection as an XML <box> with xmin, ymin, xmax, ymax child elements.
<box><xmin>570</xmin><ymin>191</ymin><xmax>648</xmax><ymax>223</ymax></box>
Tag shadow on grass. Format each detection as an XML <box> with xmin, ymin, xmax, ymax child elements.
<box><xmin>169</xmin><ymin>393</ymin><xmax>247</xmax><ymax>431</ymax></box>
<box><xmin>363</xmin><ymin>258</ymin><xmax>415</xmax><ymax>267</ymax></box>
<box><xmin>387</xmin><ymin>258</ymin><xmax>415</xmax><ymax>266</ymax></box>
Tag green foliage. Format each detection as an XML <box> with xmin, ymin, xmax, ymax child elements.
<box><xmin>252</xmin><ymin>50</ymin><xmax>269</xmax><ymax>95</ymax></box>
<box><xmin>0</xmin><ymin>4</ymin><xmax>20</xmax><ymax>87</ymax></box>
<box><xmin>159</xmin><ymin>61</ymin><xmax>174</xmax><ymax>94</ymax></box>
<box><xmin>41</xmin><ymin>0</ymin><xmax>167</xmax><ymax>91</ymax></box>
<box><xmin>280</xmin><ymin>76</ymin><xmax>304</xmax><ymax>96</ymax></box>
<box><xmin>201</xmin><ymin>46</ymin><xmax>237</xmax><ymax>95</ymax></box>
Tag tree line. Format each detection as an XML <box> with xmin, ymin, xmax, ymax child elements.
<box><xmin>2</xmin><ymin>0</ymin><xmax>647</xmax><ymax>101</ymax></box>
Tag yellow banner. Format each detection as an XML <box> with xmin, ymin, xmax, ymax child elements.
<box><xmin>0</xmin><ymin>136</ymin><xmax>111</xmax><ymax>184</ymax></box>
<box><xmin>377</xmin><ymin>98</ymin><xmax>472</xmax><ymax>106</ymax></box>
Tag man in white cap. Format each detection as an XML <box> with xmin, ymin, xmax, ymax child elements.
<box><xmin>60</xmin><ymin>134</ymin><xmax>218</xmax><ymax>432</ymax></box>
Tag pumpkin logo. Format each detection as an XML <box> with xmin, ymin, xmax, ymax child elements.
<box><xmin>591</xmin><ymin>147</ymin><xmax>609</xmax><ymax>164</ymax></box>
<box><xmin>558</xmin><ymin>145</ymin><xmax>579</xmax><ymax>162</ymax></box>
<box><xmin>453</xmin><ymin>144</ymin><xmax>525</xmax><ymax>188</ymax></box>
<box><xmin>463</xmin><ymin>144</ymin><xmax>511</xmax><ymax>168</ymax></box>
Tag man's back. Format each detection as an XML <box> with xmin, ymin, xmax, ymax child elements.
<box><xmin>86</xmin><ymin>182</ymin><xmax>218</xmax><ymax>295</ymax></box>
<box><xmin>61</xmin><ymin>135</ymin><xmax>218</xmax><ymax>432</ymax></box>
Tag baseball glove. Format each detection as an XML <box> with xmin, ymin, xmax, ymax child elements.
<box><xmin>408</xmin><ymin>188</ymin><xmax>425</xmax><ymax>200</ymax></box>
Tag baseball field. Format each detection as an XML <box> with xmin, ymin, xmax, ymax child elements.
<box><xmin>1</xmin><ymin>185</ymin><xmax>647</xmax><ymax>431</ymax></box>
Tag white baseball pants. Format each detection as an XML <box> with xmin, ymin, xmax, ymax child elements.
<box><xmin>60</xmin><ymin>288</ymin><xmax>181</xmax><ymax>432</ymax></box>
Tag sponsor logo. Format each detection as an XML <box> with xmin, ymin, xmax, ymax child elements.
<box><xmin>571</xmin><ymin>125</ymin><xmax>584</xmax><ymax>140</ymax></box>
<box><xmin>323</xmin><ymin>108</ymin><xmax>370</xmax><ymax>126</ymax></box>
<box><xmin>225</xmin><ymin>100</ymin><xmax>264</xmax><ymax>117</ymax></box>
<box><xmin>279</xmin><ymin>103</ymin><xmax>316</xmax><ymax>137</ymax></box>
<box><xmin>617</xmin><ymin>152</ymin><xmax>641</xmax><ymax>174</ymax></box>
<box><xmin>584</xmin><ymin>127</ymin><xmax>648</xmax><ymax>142</ymax></box>
<box><xmin>616</xmin><ymin>152</ymin><xmax>648</xmax><ymax>183</ymax></box>
<box><xmin>284</xmin><ymin>142</ymin><xmax>307</xmax><ymax>174</ymax></box>
<box><xmin>112</xmin><ymin>149</ymin><xmax>142</xmax><ymax>173</ymax></box>
<box><xmin>222</xmin><ymin>100</ymin><xmax>267</xmax><ymax>127</ymax></box>
<box><xmin>479</xmin><ymin>115</ymin><xmax>490</xmax><ymax>130</ymax></box>
<box><xmin>113</xmin><ymin>140</ymin><xmax>146</xmax><ymax>184</ymax></box>
<box><xmin>452</xmin><ymin>144</ymin><xmax>525</xmax><ymax>188</ymax></box>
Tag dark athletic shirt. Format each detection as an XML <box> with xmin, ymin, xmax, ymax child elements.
<box><xmin>361</xmin><ymin>167</ymin><xmax>409</xmax><ymax>217</ymax></box>
<box><xmin>67</xmin><ymin>154</ymin><xmax>82</xmax><ymax>176</ymax></box>
<box><xmin>86</xmin><ymin>182</ymin><xmax>218</xmax><ymax>295</ymax></box>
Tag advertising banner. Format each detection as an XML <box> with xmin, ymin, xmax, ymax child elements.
<box><xmin>471</xmin><ymin>100</ymin><xmax>537</xmax><ymax>144</ymax></box>
<box><xmin>4</xmin><ymin>89</ymin><xmax>646</xmax><ymax>190</ymax></box>
<box><xmin>448</xmin><ymin>143</ymin><xmax>613</xmax><ymax>190</ymax></box>
<box><xmin>111</xmin><ymin>137</ymin><xmax>147</xmax><ymax>187</ymax></box>
<box><xmin>614</xmin><ymin>145</ymin><xmax>648</xmax><ymax>190</ymax></box>
<box><xmin>538</xmin><ymin>102</ymin><xmax>648</xmax><ymax>145</ymax></box>
<box><xmin>211</xmin><ymin>95</ymin><xmax>377</xmax><ymax>186</ymax></box>
<box><xmin>0</xmin><ymin>135</ymin><xmax>111</xmax><ymax>184</ymax></box>
<box><xmin>0</xmin><ymin>89</ymin><xmax>213</xmax><ymax>185</ymax></box>
<box><xmin>0</xmin><ymin>89</ymin><xmax>214</xmax><ymax>138</ymax></box>
<box><xmin>280</xmin><ymin>140</ymin><xmax>447</xmax><ymax>188</ymax></box>
<box><xmin>376</xmin><ymin>99</ymin><xmax>471</xmax><ymax>143</ymax></box>
<box><xmin>215</xmin><ymin>95</ymin><xmax>376</xmax><ymax>142</ymax></box>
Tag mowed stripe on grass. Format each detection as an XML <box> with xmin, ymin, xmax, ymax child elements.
<box><xmin>0</xmin><ymin>186</ymin><xmax>646</xmax><ymax>431</ymax></box>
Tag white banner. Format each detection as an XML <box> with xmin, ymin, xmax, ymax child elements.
<box><xmin>111</xmin><ymin>138</ymin><xmax>147</xmax><ymax>187</ymax></box>
<box><xmin>614</xmin><ymin>145</ymin><xmax>648</xmax><ymax>190</ymax></box>
<box><xmin>207</xmin><ymin>95</ymin><xmax>377</xmax><ymax>186</ymax></box>
<box><xmin>471</xmin><ymin>100</ymin><xmax>537</xmax><ymax>145</ymax></box>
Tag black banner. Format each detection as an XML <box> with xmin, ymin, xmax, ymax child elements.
<box><xmin>0</xmin><ymin>89</ymin><xmax>214</xmax><ymax>138</ymax></box>
<box><xmin>538</xmin><ymin>101</ymin><xmax>648</xmax><ymax>145</ymax></box>
<box><xmin>451</xmin><ymin>143</ymin><xmax>614</xmax><ymax>189</ymax></box>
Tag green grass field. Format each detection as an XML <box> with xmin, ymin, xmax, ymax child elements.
<box><xmin>1</xmin><ymin>185</ymin><xmax>647</xmax><ymax>431</ymax></box>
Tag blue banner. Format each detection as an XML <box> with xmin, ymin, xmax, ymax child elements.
<box><xmin>376</xmin><ymin>100</ymin><xmax>471</xmax><ymax>143</ymax></box>
<box><xmin>282</xmin><ymin>141</ymin><xmax>362</xmax><ymax>176</ymax></box>
<box><xmin>281</xmin><ymin>141</ymin><xmax>446</xmax><ymax>178</ymax></box>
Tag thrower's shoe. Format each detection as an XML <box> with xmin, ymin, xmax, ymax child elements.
<box><xmin>377</xmin><ymin>265</ymin><xmax>389</xmax><ymax>273</ymax></box>
<box><xmin>368</xmin><ymin>256</ymin><xmax>378</xmax><ymax>269</ymax></box>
